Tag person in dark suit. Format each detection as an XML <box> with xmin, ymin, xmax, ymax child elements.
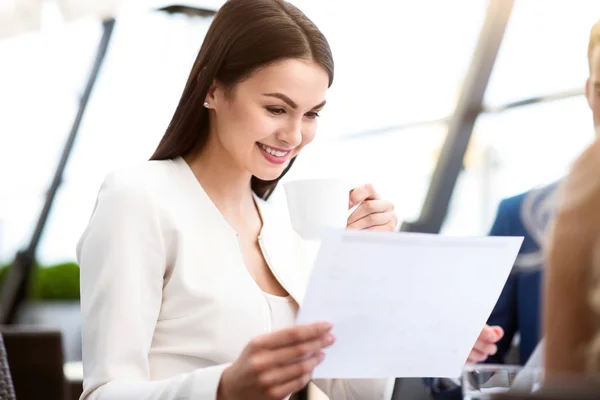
<box><xmin>485</xmin><ymin>182</ymin><xmax>559</xmax><ymax>366</ymax></box>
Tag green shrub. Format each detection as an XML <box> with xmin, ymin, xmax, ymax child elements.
<box><xmin>0</xmin><ymin>263</ymin><xmax>9</xmax><ymax>286</ymax></box>
<box><xmin>0</xmin><ymin>261</ymin><xmax>80</xmax><ymax>300</ymax></box>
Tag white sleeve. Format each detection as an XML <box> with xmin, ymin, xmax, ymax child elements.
<box><xmin>77</xmin><ymin>174</ymin><xmax>229</xmax><ymax>400</ymax></box>
<box><xmin>312</xmin><ymin>378</ymin><xmax>395</xmax><ymax>400</ymax></box>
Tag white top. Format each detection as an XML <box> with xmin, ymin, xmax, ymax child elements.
<box><xmin>262</xmin><ymin>292</ymin><xmax>298</xmax><ymax>400</ymax></box>
<box><xmin>262</xmin><ymin>292</ymin><xmax>298</xmax><ymax>332</ymax></box>
<box><xmin>77</xmin><ymin>157</ymin><xmax>394</xmax><ymax>400</ymax></box>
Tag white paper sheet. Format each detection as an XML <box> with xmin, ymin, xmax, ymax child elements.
<box><xmin>296</xmin><ymin>230</ymin><xmax>523</xmax><ymax>379</ymax></box>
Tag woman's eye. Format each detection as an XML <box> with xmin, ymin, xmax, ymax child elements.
<box><xmin>305</xmin><ymin>111</ymin><xmax>320</xmax><ymax>119</ymax></box>
<box><xmin>267</xmin><ymin>107</ymin><xmax>286</xmax><ymax>115</ymax></box>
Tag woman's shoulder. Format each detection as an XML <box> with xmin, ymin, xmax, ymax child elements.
<box><xmin>101</xmin><ymin>159</ymin><xmax>177</xmax><ymax>193</ymax></box>
<box><xmin>89</xmin><ymin>159</ymin><xmax>187</xmax><ymax>222</ymax></box>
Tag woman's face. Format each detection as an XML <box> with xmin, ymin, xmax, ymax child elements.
<box><xmin>206</xmin><ymin>58</ymin><xmax>329</xmax><ymax>181</ymax></box>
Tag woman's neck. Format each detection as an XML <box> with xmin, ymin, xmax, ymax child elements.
<box><xmin>184</xmin><ymin>136</ymin><xmax>259</xmax><ymax>232</ymax></box>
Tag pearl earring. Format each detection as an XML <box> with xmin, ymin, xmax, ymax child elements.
<box><xmin>203</xmin><ymin>102</ymin><xmax>210</xmax><ymax>109</ymax></box>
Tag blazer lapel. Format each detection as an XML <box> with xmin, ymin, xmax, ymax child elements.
<box><xmin>255</xmin><ymin>197</ymin><xmax>313</xmax><ymax>305</ymax></box>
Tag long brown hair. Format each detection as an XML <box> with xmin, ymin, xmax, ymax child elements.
<box><xmin>151</xmin><ymin>0</ymin><xmax>334</xmax><ymax>199</ymax></box>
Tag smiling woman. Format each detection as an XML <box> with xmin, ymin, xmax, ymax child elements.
<box><xmin>76</xmin><ymin>1</ymin><xmax>395</xmax><ymax>400</ymax></box>
<box><xmin>191</xmin><ymin>58</ymin><xmax>330</xmax><ymax>183</ymax></box>
<box><xmin>257</xmin><ymin>90</ymin><xmax>326</xmax><ymax>167</ymax></box>
<box><xmin>150</xmin><ymin>0</ymin><xmax>333</xmax><ymax>200</ymax></box>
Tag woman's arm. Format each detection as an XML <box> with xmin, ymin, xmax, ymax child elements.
<box><xmin>78</xmin><ymin>172</ymin><xmax>229</xmax><ymax>400</ymax></box>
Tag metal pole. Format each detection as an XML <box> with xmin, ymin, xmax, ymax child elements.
<box><xmin>400</xmin><ymin>0</ymin><xmax>514</xmax><ymax>235</ymax></box>
<box><xmin>0</xmin><ymin>18</ymin><xmax>116</xmax><ymax>325</ymax></box>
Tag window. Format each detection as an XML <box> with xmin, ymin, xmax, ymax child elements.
<box><xmin>443</xmin><ymin>96</ymin><xmax>594</xmax><ymax>236</ymax></box>
<box><xmin>485</xmin><ymin>0</ymin><xmax>600</xmax><ymax>106</ymax></box>
<box><xmin>0</xmin><ymin>12</ymin><xmax>212</xmax><ymax>264</ymax></box>
<box><xmin>300</xmin><ymin>0</ymin><xmax>487</xmax><ymax>136</ymax></box>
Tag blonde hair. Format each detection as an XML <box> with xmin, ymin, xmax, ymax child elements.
<box><xmin>588</xmin><ymin>24</ymin><xmax>600</xmax><ymax>373</ymax></box>
<box><xmin>588</xmin><ymin>236</ymin><xmax>600</xmax><ymax>372</ymax></box>
<box><xmin>589</xmin><ymin>20</ymin><xmax>600</xmax><ymax>71</ymax></box>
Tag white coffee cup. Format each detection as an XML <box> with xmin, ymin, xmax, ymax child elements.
<box><xmin>283</xmin><ymin>178</ymin><xmax>352</xmax><ymax>240</ymax></box>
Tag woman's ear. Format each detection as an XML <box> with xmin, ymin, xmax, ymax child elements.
<box><xmin>586</xmin><ymin>78</ymin><xmax>593</xmax><ymax>110</ymax></box>
<box><xmin>204</xmin><ymin>80</ymin><xmax>219</xmax><ymax>109</ymax></box>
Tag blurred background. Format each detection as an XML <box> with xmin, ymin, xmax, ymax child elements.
<box><xmin>2</xmin><ymin>0</ymin><xmax>599</xmax><ymax>265</ymax></box>
<box><xmin>0</xmin><ymin>0</ymin><xmax>599</xmax><ymax>398</ymax></box>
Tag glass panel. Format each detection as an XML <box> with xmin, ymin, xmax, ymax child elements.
<box><xmin>297</xmin><ymin>0</ymin><xmax>487</xmax><ymax>138</ymax></box>
<box><xmin>0</xmin><ymin>19</ymin><xmax>103</xmax><ymax>264</ymax></box>
<box><xmin>485</xmin><ymin>0</ymin><xmax>600</xmax><ymax>106</ymax></box>
<box><xmin>0</xmin><ymin>19</ymin><xmax>102</xmax><ymax>196</ymax></box>
<box><xmin>443</xmin><ymin>96</ymin><xmax>594</xmax><ymax>236</ymax></box>
<box><xmin>0</xmin><ymin>194</ymin><xmax>43</xmax><ymax>265</ymax></box>
<box><xmin>63</xmin><ymin>12</ymin><xmax>211</xmax><ymax>187</ymax></box>
<box><xmin>33</xmin><ymin>185</ymin><xmax>95</xmax><ymax>264</ymax></box>
<box><xmin>41</xmin><ymin>13</ymin><xmax>213</xmax><ymax>265</ymax></box>
<box><xmin>0</xmin><ymin>13</ymin><xmax>212</xmax><ymax>264</ymax></box>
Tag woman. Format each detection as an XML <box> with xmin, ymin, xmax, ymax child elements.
<box><xmin>78</xmin><ymin>1</ymin><xmax>499</xmax><ymax>399</ymax></box>
<box><xmin>544</xmin><ymin>19</ymin><xmax>600</xmax><ymax>379</ymax></box>
<box><xmin>544</xmin><ymin>136</ymin><xmax>600</xmax><ymax>378</ymax></box>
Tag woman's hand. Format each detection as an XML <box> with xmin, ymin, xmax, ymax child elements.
<box><xmin>467</xmin><ymin>325</ymin><xmax>504</xmax><ymax>363</ymax></box>
<box><xmin>347</xmin><ymin>184</ymin><xmax>398</xmax><ymax>232</ymax></box>
<box><xmin>218</xmin><ymin>322</ymin><xmax>335</xmax><ymax>400</ymax></box>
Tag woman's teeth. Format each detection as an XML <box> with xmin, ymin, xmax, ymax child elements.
<box><xmin>259</xmin><ymin>143</ymin><xmax>289</xmax><ymax>157</ymax></box>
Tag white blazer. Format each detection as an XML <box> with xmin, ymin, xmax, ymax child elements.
<box><xmin>77</xmin><ymin>157</ymin><xmax>394</xmax><ymax>400</ymax></box>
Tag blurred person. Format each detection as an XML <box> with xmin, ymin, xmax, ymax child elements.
<box><xmin>76</xmin><ymin>1</ymin><xmax>499</xmax><ymax>399</ymax></box>
<box><xmin>543</xmin><ymin>136</ymin><xmax>600</xmax><ymax>379</ymax></box>
<box><xmin>485</xmin><ymin>183</ymin><xmax>559</xmax><ymax>364</ymax></box>
<box><xmin>544</xmin><ymin>19</ymin><xmax>600</xmax><ymax>379</ymax></box>
<box><xmin>429</xmin><ymin>17</ymin><xmax>600</xmax><ymax>400</ymax></box>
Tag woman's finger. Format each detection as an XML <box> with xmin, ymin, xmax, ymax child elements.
<box><xmin>249</xmin><ymin>322</ymin><xmax>332</xmax><ymax>351</ymax></box>
<box><xmin>347</xmin><ymin>200</ymin><xmax>393</xmax><ymax>225</ymax></box>
<box><xmin>489</xmin><ymin>326</ymin><xmax>505</xmax><ymax>341</ymax></box>
<box><xmin>347</xmin><ymin>211</ymin><xmax>395</xmax><ymax>230</ymax></box>
<box><xmin>251</xmin><ymin>334</ymin><xmax>334</xmax><ymax>372</ymax></box>
<box><xmin>349</xmin><ymin>184</ymin><xmax>380</xmax><ymax>207</ymax></box>
<box><xmin>258</xmin><ymin>351</ymin><xmax>324</xmax><ymax>387</ymax></box>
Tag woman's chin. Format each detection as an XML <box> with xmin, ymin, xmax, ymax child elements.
<box><xmin>253</xmin><ymin>172</ymin><xmax>284</xmax><ymax>182</ymax></box>
<box><xmin>252</xmin><ymin>166</ymin><xmax>288</xmax><ymax>182</ymax></box>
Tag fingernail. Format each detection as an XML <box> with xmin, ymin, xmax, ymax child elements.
<box><xmin>320</xmin><ymin>322</ymin><xmax>333</xmax><ymax>331</ymax></box>
<box><xmin>319</xmin><ymin>352</ymin><xmax>326</xmax><ymax>362</ymax></box>
<box><xmin>326</xmin><ymin>334</ymin><xmax>336</xmax><ymax>344</ymax></box>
